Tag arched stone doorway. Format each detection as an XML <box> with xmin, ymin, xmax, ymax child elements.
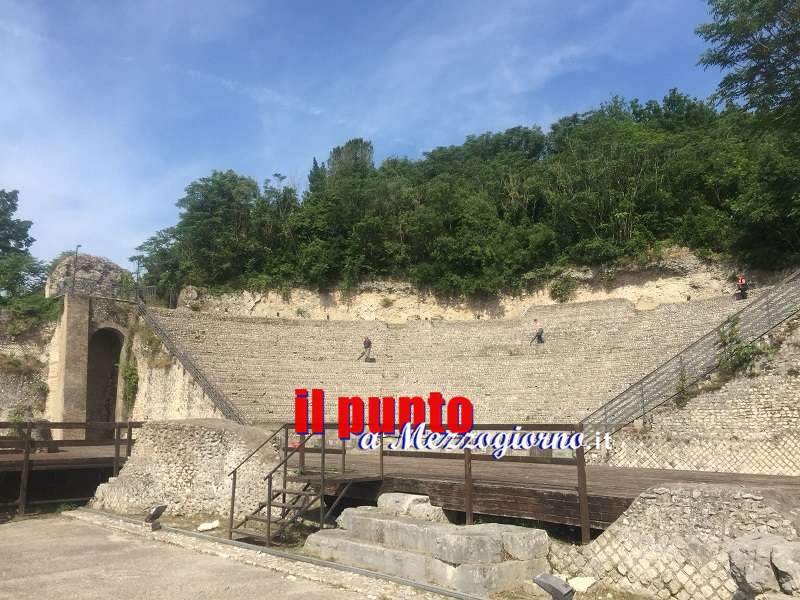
<box><xmin>86</xmin><ymin>328</ymin><xmax>123</xmax><ymax>440</ymax></box>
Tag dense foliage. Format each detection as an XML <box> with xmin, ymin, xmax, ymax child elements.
<box><xmin>0</xmin><ymin>190</ymin><xmax>58</xmax><ymax>336</ymax></box>
<box><xmin>131</xmin><ymin>0</ymin><xmax>799</xmax><ymax>298</ymax></box>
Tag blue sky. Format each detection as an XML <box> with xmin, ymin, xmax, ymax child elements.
<box><xmin>0</xmin><ymin>0</ymin><xmax>722</xmax><ymax>267</ymax></box>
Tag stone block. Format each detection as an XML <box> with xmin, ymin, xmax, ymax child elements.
<box><xmin>771</xmin><ymin>541</ymin><xmax>800</xmax><ymax>595</ymax></box>
<box><xmin>377</xmin><ymin>493</ymin><xmax>430</xmax><ymax>516</ymax></box>
<box><xmin>729</xmin><ymin>532</ymin><xmax>785</xmax><ymax>597</ymax></box>
<box><xmin>432</xmin><ymin>529</ymin><xmax>504</xmax><ymax>565</ymax></box>
<box><xmin>533</xmin><ymin>573</ymin><xmax>575</xmax><ymax>599</ymax></box>
<box><xmin>501</xmin><ymin>527</ymin><xmax>550</xmax><ymax>560</ymax></box>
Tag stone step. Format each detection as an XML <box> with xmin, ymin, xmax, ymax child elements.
<box><xmin>305</xmin><ymin>528</ymin><xmax>547</xmax><ymax>598</ymax></box>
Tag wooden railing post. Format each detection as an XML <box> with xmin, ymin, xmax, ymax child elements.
<box><xmin>299</xmin><ymin>433</ymin><xmax>305</xmax><ymax>475</ymax></box>
<box><xmin>113</xmin><ymin>423</ymin><xmax>121</xmax><ymax>476</ymax></box>
<box><xmin>18</xmin><ymin>422</ymin><xmax>32</xmax><ymax>516</ymax></box>
<box><xmin>126</xmin><ymin>421</ymin><xmax>133</xmax><ymax>457</ymax></box>
<box><xmin>228</xmin><ymin>470</ymin><xmax>236</xmax><ymax>540</ymax></box>
<box><xmin>464</xmin><ymin>448</ymin><xmax>473</xmax><ymax>525</ymax></box>
<box><xmin>266</xmin><ymin>474</ymin><xmax>273</xmax><ymax>546</ymax></box>
<box><xmin>575</xmin><ymin>424</ymin><xmax>591</xmax><ymax>545</ymax></box>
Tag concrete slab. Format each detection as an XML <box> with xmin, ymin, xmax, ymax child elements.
<box><xmin>0</xmin><ymin>518</ymin><xmax>357</xmax><ymax>600</ymax></box>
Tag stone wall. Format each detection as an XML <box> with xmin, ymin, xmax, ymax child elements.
<box><xmin>591</xmin><ymin>318</ymin><xmax>800</xmax><ymax>475</ymax></box>
<box><xmin>92</xmin><ymin>419</ymin><xmax>278</xmax><ymax>519</ymax></box>
<box><xmin>549</xmin><ymin>484</ymin><xmax>799</xmax><ymax>599</ymax></box>
<box><xmin>0</xmin><ymin>324</ymin><xmax>53</xmax><ymax>421</ymax></box>
<box><xmin>129</xmin><ymin>333</ymin><xmax>222</xmax><ymax>421</ymax></box>
<box><xmin>147</xmin><ymin>294</ymin><xmax>750</xmax><ymax>425</ymax></box>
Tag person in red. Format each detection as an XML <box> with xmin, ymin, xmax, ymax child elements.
<box><xmin>736</xmin><ymin>274</ymin><xmax>749</xmax><ymax>300</ymax></box>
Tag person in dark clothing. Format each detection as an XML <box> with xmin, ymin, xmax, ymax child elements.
<box><xmin>357</xmin><ymin>336</ymin><xmax>372</xmax><ymax>361</ymax></box>
<box><xmin>530</xmin><ymin>319</ymin><xmax>545</xmax><ymax>345</ymax></box>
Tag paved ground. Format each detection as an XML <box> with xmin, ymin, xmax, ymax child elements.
<box><xmin>0</xmin><ymin>518</ymin><xmax>359</xmax><ymax>600</ymax></box>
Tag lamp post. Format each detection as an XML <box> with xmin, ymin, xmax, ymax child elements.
<box><xmin>71</xmin><ymin>244</ymin><xmax>81</xmax><ymax>292</ymax></box>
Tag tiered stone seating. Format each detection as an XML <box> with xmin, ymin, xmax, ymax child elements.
<box><xmin>148</xmin><ymin>295</ymin><xmax>747</xmax><ymax>425</ymax></box>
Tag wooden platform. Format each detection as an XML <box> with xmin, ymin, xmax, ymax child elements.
<box><xmin>0</xmin><ymin>447</ymin><xmax>122</xmax><ymax>473</ymax></box>
<box><xmin>295</xmin><ymin>452</ymin><xmax>800</xmax><ymax>530</ymax></box>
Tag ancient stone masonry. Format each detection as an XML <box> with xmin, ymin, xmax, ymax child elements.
<box><xmin>305</xmin><ymin>493</ymin><xmax>550</xmax><ymax>598</ymax></box>
<box><xmin>590</xmin><ymin>318</ymin><xmax>800</xmax><ymax>475</ymax></box>
<box><xmin>146</xmin><ymin>295</ymin><xmax>748</xmax><ymax>425</ymax></box>
<box><xmin>92</xmin><ymin>420</ymin><xmax>279</xmax><ymax>519</ymax></box>
<box><xmin>46</xmin><ymin>253</ymin><xmax>132</xmax><ymax>299</ymax></box>
<box><xmin>549</xmin><ymin>484</ymin><xmax>798</xmax><ymax>600</ymax></box>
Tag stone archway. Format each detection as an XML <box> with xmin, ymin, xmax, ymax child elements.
<box><xmin>86</xmin><ymin>328</ymin><xmax>123</xmax><ymax>440</ymax></box>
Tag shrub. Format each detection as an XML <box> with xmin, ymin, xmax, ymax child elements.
<box><xmin>380</xmin><ymin>297</ymin><xmax>394</xmax><ymax>308</ymax></box>
<box><xmin>717</xmin><ymin>317</ymin><xmax>771</xmax><ymax>376</ymax></box>
<box><xmin>674</xmin><ymin>366</ymin><xmax>691</xmax><ymax>409</ymax></box>
<box><xmin>549</xmin><ymin>275</ymin><xmax>577</xmax><ymax>303</ymax></box>
<box><xmin>295</xmin><ymin>307</ymin><xmax>309</xmax><ymax>318</ymax></box>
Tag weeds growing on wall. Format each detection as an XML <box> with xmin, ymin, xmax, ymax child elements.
<box><xmin>674</xmin><ymin>366</ymin><xmax>691</xmax><ymax>409</ymax></box>
<box><xmin>120</xmin><ymin>339</ymin><xmax>138</xmax><ymax>414</ymax></box>
<box><xmin>130</xmin><ymin>319</ymin><xmax>172</xmax><ymax>369</ymax></box>
<box><xmin>717</xmin><ymin>317</ymin><xmax>772</xmax><ymax>377</ymax></box>
<box><xmin>0</xmin><ymin>352</ymin><xmax>43</xmax><ymax>377</ymax></box>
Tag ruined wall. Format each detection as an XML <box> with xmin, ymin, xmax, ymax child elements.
<box><xmin>0</xmin><ymin>325</ymin><xmax>52</xmax><ymax>421</ymax></box>
<box><xmin>549</xmin><ymin>484</ymin><xmax>799</xmax><ymax>600</ymax></box>
<box><xmin>591</xmin><ymin>318</ymin><xmax>800</xmax><ymax>475</ymax></box>
<box><xmin>92</xmin><ymin>419</ymin><xmax>278</xmax><ymax>519</ymax></box>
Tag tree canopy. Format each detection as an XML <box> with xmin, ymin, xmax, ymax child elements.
<box><xmin>127</xmin><ymin>0</ymin><xmax>798</xmax><ymax>298</ymax></box>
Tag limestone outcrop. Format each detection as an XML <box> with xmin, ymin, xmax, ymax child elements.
<box><xmin>92</xmin><ymin>419</ymin><xmax>278</xmax><ymax>520</ymax></box>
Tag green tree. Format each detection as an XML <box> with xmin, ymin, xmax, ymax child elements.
<box><xmin>697</xmin><ymin>0</ymin><xmax>800</xmax><ymax>124</ymax></box>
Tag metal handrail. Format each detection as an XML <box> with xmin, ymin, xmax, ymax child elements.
<box><xmin>228</xmin><ymin>424</ymin><xmax>286</xmax><ymax>476</ymax></box>
<box><xmin>264</xmin><ymin>433</ymin><xmax>314</xmax><ymax>480</ymax></box>
<box><xmin>136</xmin><ymin>301</ymin><xmax>247</xmax><ymax>424</ymax></box>
<box><xmin>581</xmin><ymin>268</ymin><xmax>800</xmax><ymax>439</ymax></box>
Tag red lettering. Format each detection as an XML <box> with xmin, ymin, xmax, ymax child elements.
<box><xmin>368</xmin><ymin>396</ymin><xmax>396</xmax><ymax>433</ymax></box>
<box><xmin>338</xmin><ymin>396</ymin><xmax>365</xmax><ymax>439</ymax></box>
<box><xmin>447</xmin><ymin>396</ymin><xmax>473</xmax><ymax>433</ymax></box>
<box><xmin>398</xmin><ymin>396</ymin><xmax>426</xmax><ymax>428</ymax></box>
<box><xmin>311</xmin><ymin>388</ymin><xmax>325</xmax><ymax>434</ymax></box>
<box><xmin>294</xmin><ymin>388</ymin><xmax>308</xmax><ymax>434</ymax></box>
<box><xmin>427</xmin><ymin>392</ymin><xmax>446</xmax><ymax>433</ymax></box>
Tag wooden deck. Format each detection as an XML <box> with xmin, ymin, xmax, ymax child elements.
<box><xmin>0</xmin><ymin>446</ymin><xmax>121</xmax><ymax>473</ymax></box>
<box><xmin>295</xmin><ymin>452</ymin><xmax>800</xmax><ymax>530</ymax></box>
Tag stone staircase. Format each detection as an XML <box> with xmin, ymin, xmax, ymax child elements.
<box><xmin>304</xmin><ymin>493</ymin><xmax>550</xmax><ymax>598</ymax></box>
<box><xmin>146</xmin><ymin>294</ymin><xmax>749</xmax><ymax>424</ymax></box>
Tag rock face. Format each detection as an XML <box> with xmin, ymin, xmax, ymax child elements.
<box><xmin>46</xmin><ymin>253</ymin><xmax>131</xmax><ymax>298</ymax></box>
<box><xmin>549</xmin><ymin>484</ymin><xmax>798</xmax><ymax>600</ymax></box>
<box><xmin>305</xmin><ymin>493</ymin><xmax>549</xmax><ymax>598</ymax></box>
<box><xmin>92</xmin><ymin>419</ymin><xmax>278</xmax><ymax>519</ymax></box>
<box><xmin>729</xmin><ymin>533</ymin><xmax>785</xmax><ymax>597</ymax></box>
<box><xmin>772</xmin><ymin>541</ymin><xmax>800</xmax><ymax>595</ymax></box>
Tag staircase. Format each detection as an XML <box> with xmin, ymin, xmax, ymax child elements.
<box><xmin>581</xmin><ymin>269</ymin><xmax>800</xmax><ymax>440</ymax></box>
<box><xmin>227</xmin><ymin>424</ymin><xmax>376</xmax><ymax>546</ymax></box>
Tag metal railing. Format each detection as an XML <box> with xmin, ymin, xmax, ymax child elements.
<box><xmin>135</xmin><ymin>302</ymin><xmax>246</xmax><ymax>424</ymax></box>
<box><xmin>581</xmin><ymin>269</ymin><xmax>800</xmax><ymax>440</ymax></box>
<box><xmin>52</xmin><ymin>276</ymin><xmax>157</xmax><ymax>303</ymax></box>
<box><xmin>229</xmin><ymin>422</ymin><xmax>592</xmax><ymax>545</ymax></box>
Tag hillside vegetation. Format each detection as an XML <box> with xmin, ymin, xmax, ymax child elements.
<box><xmin>132</xmin><ymin>1</ymin><xmax>800</xmax><ymax>299</ymax></box>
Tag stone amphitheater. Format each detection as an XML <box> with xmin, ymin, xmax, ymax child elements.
<box><xmin>148</xmin><ymin>294</ymin><xmax>750</xmax><ymax>425</ymax></box>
